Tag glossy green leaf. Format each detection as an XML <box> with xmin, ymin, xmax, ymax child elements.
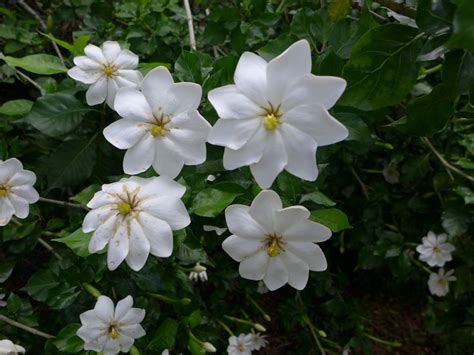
<box><xmin>442</xmin><ymin>50</ymin><xmax>474</xmax><ymax>95</ymax></box>
<box><xmin>52</xmin><ymin>229</ymin><xmax>92</xmax><ymax>257</ymax></box>
<box><xmin>328</xmin><ymin>0</ymin><xmax>351</xmax><ymax>22</ymax></box>
<box><xmin>0</xmin><ymin>99</ymin><xmax>33</xmax><ymax>116</ymax></box>
<box><xmin>447</xmin><ymin>0</ymin><xmax>474</xmax><ymax>52</ymax></box>
<box><xmin>310</xmin><ymin>208</ymin><xmax>352</xmax><ymax>232</ymax></box>
<box><xmin>190</xmin><ymin>188</ymin><xmax>241</xmax><ymax>217</ymax></box>
<box><xmin>0</xmin><ymin>53</ymin><xmax>66</xmax><ymax>74</ymax></box>
<box><xmin>416</xmin><ymin>0</ymin><xmax>455</xmax><ymax>35</ymax></box>
<box><xmin>52</xmin><ymin>324</ymin><xmax>83</xmax><ymax>353</ymax></box>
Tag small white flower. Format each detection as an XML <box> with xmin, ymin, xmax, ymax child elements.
<box><xmin>0</xmin><ymin>339</ymin><xmax>25</xmax><ymax>354</ymax></box>
<box><xmin>203</xmin><ymin>225</ymin><xmax>227</xmax><ymax>236</ymax></box>
<box><xmin>249</xmin><ymin>332</ymin><xmax>268</xmax><ymax>351</ymax></box>
<box><xmin>207</xmin><ymin>39</ymin><xmax>348</xmax><ymax>188</ymax></box>
<box><xmin>189</xmin><ymin>263</ymin><xmax>208</xmax><ymax>282</ymax></box>
<box><xmin>77</xmin><ymin>295</ymin><xmax>145</xmax><ymax>354</ymax></box>
<box><xmin>206</xmin><ymin>174</ymin><xmax>217</xmax><ymax>182</ymax></box>
<box><xmin>222</xmin><ymin>190</ymin><xmax>331</xmax><ymax>291</ymax></box>
<box><xmin>68</xmin><ymin>41</ymin><xmax>142</xmax><ymax>108</ymax></box>
<box><xmin>161</xmin><ymin>350</ymin><xmax>169</xmax><ymax>355</ymax></box>
<box><xmin>0</xmin><ymin>158</ymin><xmax>39</xmax><ymax>226</ymax></box>
<box><xmin>103</xmin><ymin>66</ymin><xmax>211</xmax><ymax>178</ymax></box>
<box><xmin>227</xmin><ymin>333</ymin><xmax>253</xmax><ymax>355</ymax></box>
<box><xmin>83</xmin><ymin>176</ymin><xmax>190</xmax><ymax>271</ymax></box>
<box><xmin>416</xmin><ymin>231</ymin><xmax>455</xmax><ymax>267</ymax></box>
<box><xmin>0</xmin><ymin>294</ymin><xmax>5</xmax><ymax>307</ymax></box>
<box><xmin>428</xmin><ymin>268</ymin><xmax>456</xmax><ymax>297</ymax></box>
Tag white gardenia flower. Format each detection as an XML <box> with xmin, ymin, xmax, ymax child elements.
<box><xmin>222</xmin><ymin>190</ymin><xmax>331</xmax><ymax>291</ymax></box>
<box><xmin>68</xmin><ymin>41</ymin><xmax>142</xmax><ymax>108</ymax></box>
<box><xmin>189</xmin><ymin>263</ymin><xmax>208</xmax><ymax>282</ymax></box>
<box><xmin>77</xmin><ymin>295</ymin><xmax>145</xmax><ymax>354</ymax></box>
<box><xmin>207</xmin><ymin>39</ymin><xmax>348</xmax><ymax>188</ymax></box>
<box><xmin>428</xmin><ymin>268</ymin><xmax>456</xmax><ymax>297</ymax></box>
<box><xmin>249</xmin><ymin>332</ymin><xmax>268</xmax><ymax>351</ymax></box>
<box><xmin>103</xmin><ymin>66</ymin><xmax>211</xmax><ymax>178</ymax></box>
<box><xmin>83</xmin><ymin>176</ymin><xmax>190</xmax><ymax>271</ymax></box>
<box><xmin>416</xmin><ymin>231</ymin><xmax>455</xmax><ymax>267</ymax></box>
<box><xmin>0</xmin><ymin>158</ymin><xmax>39</xmax><ymax>226</ymax></box>
<box><xmin>227</xmin><ymin>333</ymin><xmax>253</xmax><ymax>355</ymax></box>
<box><xmin>0</xmin><ymin>339</ymin><xmax>25</xmax><ymax>354</ymax></box>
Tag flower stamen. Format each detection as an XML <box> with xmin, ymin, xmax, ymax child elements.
<box><xmin>0</xmin><ymin>185</ymin><xmax>8</xmax><ymax>197</ymax></box>
<box><xmin>264</xmin><ymin>234</ymin><xmax>284</xmax><ymax>257</ymax></box>
<box><xmin>263</xmin><ymin>113</ymin><xmax>280</xmax><ymax>131</ymax></box>
<box><xmin>149</xmin><ymin>125</ymin><xmax>164</xmax><ymax>137</ymax></box>
<box><xmin>117</xmin><ymin>202</ymin><xmax>132</xmax><ymax>215</ymax></box>
<box><xmin>103</xmin><ymin>65</ymin><xmax>116</xmax><ymax>77</ymax></box>
<box><xmin>109</xmin><ymin>325</ymin><xmax>119</xmax><ymax>339</ymax></box>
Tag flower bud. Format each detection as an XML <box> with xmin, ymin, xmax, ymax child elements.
<box><xmin>253</xmin><ymin>323</ymin><xmax>266</xmax><ymax>332</ymax></box>
<box><xmin>202</xmin><ymin>342</ymin><xmax>217</xmax><ymax>353</ymax></box>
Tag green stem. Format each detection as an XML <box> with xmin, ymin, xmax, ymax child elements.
<box><xmin>82</xmin><ymin>283</ymin><xmax>102</xmax><ymax>298</ymax></box>
<box><xmin>0</xmin><ymin>314</ymin><xmax>54</xmax><ymax>339</ymax></box>
<box><xmin>246</xmin><ymin>295</ymin><xmax>271</xmax><ymax>322</ymax></box>
<box><xmin>216</xmin><ymin>319</ymin><xmax>234</xmax><ymax>336</ymax></box>
<box><xmin>224</xmin><ymin>315</ymin><xmax>254</xmax><ymax>327</ymax></box>
<box><xmin>148</xmin><ymin>293</ymin><xmax>191</xmax><ymax>305</ymax></box>
<box><xmin>364</xmin><ymin>332</ymin><xmax>402</xmax><ymax>348</ymax></box>
<box><xmin>276</xmin><ymin>0</ymin><xmax>287</xmax><ymax>13</ymax></box>
<box><xmin>420</xmin><ymin>64</ymin><xmax>442</xmax><ymax>76</ymax></box>
<box><xmin>302</xmin><ymin>316</ymin><xmax>326</xmax><ymax>355</ymax></box>
<box><xmin>408</xmin><ymin>254</ymin><xmax>432</xmax><ymax>274</ymax></box>
<box><xmin>38</xmin><ymin>197</ymin><xmax>89</xmax><ymax>211</ymax></box>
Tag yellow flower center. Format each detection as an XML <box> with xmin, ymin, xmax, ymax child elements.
<box><xmin>103</xmin><ymin>66</ymin><xmax>116</xmax><ymax>77</ymax></box>
<box><xmin>109</xmin><ymin>325</ymin><xmax>119</xmax><ymax>339</ymax></box>
<box><xmin>149</xmin><ymin>124</ymin><xmax>164</xmax><ymax>137</ymax></box>
<box><xmin>117</xmin><ymin>202</ymin><xmax>132</xmax><ymax>215</ymax></box>
<box><xmin>0</xmin><ymin>185</ymin><xmax>8</xmax><ymax>197</ymax></box>
<box><xmin>263</xmin><ymin>113</ymin><xmax>280</xmax><ymax>131</ymax></box>
<box><xmin>438</xmin><ymin>278</ymin><xmax>448</xmax><ymax>288</ymax></box>
<box><xmin>238</xmin><ymin>344</ymin><xmax>245</xmax><ymax>351</ymax></box>
<box><xmin>265</xmin><ymin>234</ymin><xmax>284</xmax><ymax>257</ymax></box>
<box><xmin>433</xmin><ymin>245</ymin><xmax>441</xmax><ymax>253</ymax></box>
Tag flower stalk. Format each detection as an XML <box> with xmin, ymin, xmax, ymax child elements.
<box><xmin>38</xmin><ymin>197</ymin><xmax>89</xmax><ymax>210</ymax></box>
<box><xmin>246</xmin><ymin>294</ymin><xmax>271</xmax><ymax>322</ymax></box>
<box><xmin>0</xmin><ymin>315</ymin><xmax>54</xmax><ymax>339</ymax></box>
<box><xmin>148</xmin><ymin>293</ymin><xmax>191</xmax><ymax>305</ymax></box>
<box><xmin>82</xmin><ymin>283</ymin><xmax>102</xmax><ymax>298</ymax></box>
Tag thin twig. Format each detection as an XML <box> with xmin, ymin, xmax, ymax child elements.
<box><xmin>421</xmin><ymin>137</ymin><xmax>474</xmax><ymax>182</ymax></box>
<box><xmin>0</xmin><ymin>315</ymin><xmax>54</xmax><ymax>339</ymax></box>
<box><xmin>350</xmin><ymin>167</ymin><xmax>370</xmax><ymax>200</ymax></box>
<box><xmin>38</xmin><ymin>237</ymin><xmax>63</xmax><ymax>260</ymax></box>
<box><xmin>183</xmin><ymin>0</ymin><xmax>196</xmax><ymax>50</ymax></box>
<box><xmin>38</xmin><ymin>197</ymin><xmax>89</xmax><ymax>211</ymax></box>
<box><xmin>374</xmin><ymin>0</ymin><xmax>416</xmax><ymax>18</ymax></box>
<box><xmin>16</xmin><ymin>70</ymin><xmax>43</xmax><ymax>92</ymax></box>
<box><xmin>17</xmin><ymin>0</ymin><xmax>65</xmax><ymax>66</ymax></box>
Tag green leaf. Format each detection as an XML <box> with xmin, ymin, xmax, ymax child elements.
<box><xmin>70</xmin><ymin>184</ymin><xmax>100</xmax><ymax>205</ymax></box>
<box><xmin>406</xmin><ymin>84</ymin><xmax>454</xmax><ymax>135</ymax></box>
<box><xmin>175</xmin><ymin>51</ymin><xmax>213</xmax><ymax>84</ymax></box>
<box><xmin>0</xmin><ymin>53</ymin><xmax>66</xmax><ymax>74</ymax></box>
<box><xmin>0</xmin><ymin>99</ymin><xmax>33</xmax><ymax>116</ymax></box>
<box><xmin>40</xmin><ymin>33</ymin><xmax>75</xmax><ymax>54</ymax></box>
<box><xmin>447</xmin><ymin>0</ymin><xmax>474</xmax><ymax>52</ymax></box>
<box><xmin>455</xmin><ymin>186</ymin><xmax>474</xmax><ymax>205</ymax></box>
<box><xmin>190</xmin><ymin>188</ymin><xmax>241</xmax><ymax>217</ymax></box>
<box><xmin>23</xmin><ymin>269</ymin><xmax>59</xmax><ymax>302</ymax></box>
<box><xmin>0</xmin><ymin>261</ymin><xmax>14</xmax><ymax>282</ymax></box>
<box><xmin>328</xmin><ymin>0</ymin><xmax>351</xmax><ymax>22</ymax></box>
<box><xmin>300</xmin><ymin>191</ymin><xmax>336</xmax><ymax>207</ymax></box>
<box><xmin>52</xmin><ymin>324</ymin><xmax>83</xmax><ymax>353</ymax></box>
<box><xmin>25</xmin><ymin>93</ymin><xmax>91</xmax><ymax>137</ymax></box>
<box><xmin>52</xmin><ymin>229</ymin><xmax>92</xmax><ymax>257</ymax></box>
<box><xmin>416</xmin><ymin>0</ymin><xmax>455</xmax><ymax>35</ymax></box>
<box><xmin>310</xmin><ymin>208</ymin><xmax>352</xmax><ymax>232</ymax></box>
<box><xmin>47</xmin><ymin>137</ymin><xmax>97</xmax><ymax>188</ymax></box>
<box><xmin>147</xmin><ymin>319</ymin><xmax>178</xmax><ymax>351</ymax></box>
<box><xmin>441</xmin><ymin>206</ymin><xmax>470</xmax><ymax>237</ymax></box>
<box><xmin>442</xmin><ymin>50</ymin><xmax>474</xmax><ymax>95</ymax></box>
<box><xmin>72</xmin><ymin>35</ymin><xmax>91</xmax><ymax>55</ymax></box>
<box><xmin>187</xmin><ymin>310</ymin><xmax>202</xmax><ymax>328</ymax></box>
<box><xmin>334</xmin><ymin>113</ymin><xmax>372</xmax><ymax>144</ymax></box>
<box><xmin>339</xmin><ymin>24</ymin><xmax>423</xmax><ymax>110</ymax></box>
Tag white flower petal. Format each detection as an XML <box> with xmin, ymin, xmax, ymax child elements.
<box><xmin>9</xmin><ymin>170</ymin><xmax>36</xmax><ymax>186</ymax></box>
<box><xmin>167</xmin><ymin>132</ymin><xmax>207</xmax><ymax>166</ymax></box>
<box><xmin>68</xmin><ymin>67</ymin><xmax>101</xmax><ymax>84</ymax></box>
<box><xmin>115</xmin><ymin>49</ymin><xmax>139</xmax><ymax>69</ymax></box>
<box><xmin>103</xmin><ymin>338</ymin><xmax>120</xmax><ymax>354</ymax></box>
<box><xmin>274</xmin><ymin>206</ymin><xmax>310</xmax><ymax>234</ymax></box>
<box><xmin>141</xmin><ymin>66</ymin><xmax>174</xmax><ymax>113</ymax></box>
<box><xmin>0</xmin><ymin>158</ymin><xmax>22</xmax><ymax>181</ymax></box>
<box><xmin>123</xmin><ymin>134</ymin><xmax>155</xmax><ymax>175</ymax></box>
<box><xmin>208</xmin><ymin>85</ymin><xmax>262</xmax><ymax>119</ymax></box>
<box><xmin>164</xmin><ymin>82</ymin><xmax>202</xmax><ymax>115</ymax></box>
<box><xmin>280</xmin><ymin>123</ymin><xmax>318</xmax><ymax>181</ymax></box>
<box><xmin>106</xmin><ymin>78</ymin><xmax>120</xmax><ymax>108</ymax></box>
<box><xmin>120</xmin><ymin>308</ymin><xmax>146</xmax><ymax>325</ymax></box>
<box><xmin>263</xmin><ymin>256</ymin><xmax>289</xmax><ymax>291</ymax></box>
<box><xmin>87</xmin><ymin>190</ymin><xmax>118</xmax><ymax>209</ymax></box>
<box><xmin>102</xmin><ymin>41</ymin><xmax>121</xmax><ymax>63</ymax></box>
<box><xmin>79</xmin><ymin>309</ymin><xmax>100</xmax><ymax>325</ymax></box>
<box><xmin>248</xmin><ymin>190</ymin><xmax>282</xmax><ymax>233</ymax></box>
<box><xmin>152</xmin><ymin>137</ymin><xmax>184</xmax><ymax>178</ymax></box>
<box><xmin>103</xmin><ymin>119</ymin><xmax>147</xmax><ymax>150</ymax></box>
<box><xmin>138</xmin><ymin>212</ymin><xmax>173</xmax><ymax>257</ymax></box>
<box><xmin>234</xmin><ymin>52</ymin><xmax>268</xmax><ymax>106</ymax></box>
<box><xmin>117</xmin><ymin>335</ymin><xmax>134</xmax><ymax>352</ymax></box>
<box><xmin>0</xmin><ymin>198</ymin><xmax>15</xmax><ymax>226</ymax></box>
<box><xmin>284</xmin><ymin>104</ymin><xmax>348</xmax><ymax>146</ymax></box>
<box><xmin>250</xmin><ymin>131</ymin><xmax>288</xmax><ymax>189</ymax></box>
<box><xmin>140</xmin><ymin>196</ymin><xmax>190</xmax><ymax>230</ymax></box>
<box><xmin>266</xmin><ymin>39</ymin><xmax>311</xmax><ymax>105</ymax></box>
<box><xmin>125</xmin><ymin>219</ymin><xmax>150</xmax><ymax>271</ymax></box>
<box><xmin>8</xmin><ymin>194</ymin><xmax>29</xmax><ymax>219</ymax></box>
<box><xmin>136</xmin><ymin>175</ymin><xmax>186</xmax><ymax>199</ymax></box>
<box><xmin>282</xmin><ymin>74</ymin><xmax>346</xmax><ymax>111</ymax></box>
<box><xmin>74</xmin><ymin>56</ymin><xmax>102</xmax><ymax>70</ymax></box>
<box><xmin>88</xmin><ymin>215</ymin><xmax>117</xmax><ymax>253</ymax></box>
<box><xmin>172</xmin><ymin>110</ymin><xmax>211</xmax><ymax>139</ymax></box>
<box><xmin>208</xmin><ymin>118</ymin><xmax>260</xmax><ymax>150</ymax></box>
<box><xmin>280</xmin><ymin>250</ymin><xmax>309</xmax><ymax>290</ymax></box>
<box><xmin>114</xmin><ymin>295</ymin><xmax>133</xmax><ymax>320</ymax></box>
<box><xmin>116</xmin><ymin>70</ymin><xmax>142</xmax><ymax>86</ymax></box>
<box><xmin>107</xmin><ymin>222</ymin><xmax>130</xmax><ymax>271</ymax></box>
<box><xmin>83</xmin><ymin>206</ymin><xmax>114</xmax><ymax>232</ymax></box>
<box><xmin>283</xmin><ymin>219</ymin><xmax>331</xmax><ymax>243</ymax></box>
<box><xmin>94</xmin><ymin>295</ymin><xmax>115</xmax><ymax>322</ymax></box>
<box><xmin>10</xmin><ymin>185</ymin><xmax>39</xmax><ymax>203</ymax></box>
<box><xmin>286</xmin><ymin>242</ymin><xmax>327</xmax><ymax>271</ymax></box>
<box><xmin>239</xmin><ymin>250</ymin><xmax>269</xmax><ymax>281</ymax></box>
<box><xmin>86</xmin><ymin>77</ymin><xmax>107</xmax><ymax>106</ymax></box>
<box><xmin>84</xmin><ymin>44</ymin><xmax>106</xmax><ymax>63</ymax></box>
<box><xmin>225</xmin><ymin>205</ymin><xmax>266</xmax><ymax>239</ymax></box>
<box><xmin>114</xmin><ymin>88</ymin><xmax>153</xmax><ymax>122</ymax></box>
<box><xmin>222</xmin><ymin>235</ymin><xmax>262</xmax><ymax>261</ymax></box>
<box><xmin>120</xmin><ymin>324</ymin><xmax>146</xmax><ymax>339</ymax></box>
<box><xmin>223</xmin><ymin>125</ymin><xmax>267</xmax><ymax>170</ymax></box>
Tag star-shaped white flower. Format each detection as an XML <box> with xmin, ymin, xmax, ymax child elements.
<box><xmin>103</xmin><ymin>66</ymin><xmax>211</xmax><ymax>178</ymax></box>
<box><xmin>83</xmin><ymin>176</ymin><xmax>190</xmax><ymax>271</ymax></box>
<box><xmin>249</xmin><ymin>332</ymin><xmax>268</xmax><ymax>351</ymax></box>
<box><xmin>222</xmin><ymin>190</ymin><xmax>331</xmax><ymax>291</ymax></box>
<box><xmin>416</xmin><ymin>231</ymin><xmax>455</xmax><ymax>267</ymax></box>
<box><xmin>227</xmin><ymin>333</ymin><xmax>253</xmax><ymax>355</ymax></box>
<box><xmin>0</xmin><ymin>339</ymin><xmax>25</xmax><ymax>354</ymax></box>
<box><xmin>0</xmin><ymin>158</ymin><xmax>39</xmax><ymax>226</ymax></box>
<box><xmin>68</xmin><ymin>41</ymin><xmax>142</xmax><ymax>108</ymax></box>
<box><xmin>428</xmin><ymin>268</ymin><xmax>456</xmax><ymax>297</ymax></box>
<box><xmin>77</xmin><ymin>295</ymin><xmax>145</xmax><ymax>354</ymax></box>
<box><xmin>207</xmin><ymin>39</ymin><xmax>348</xmax><ymax>188</ymax></box>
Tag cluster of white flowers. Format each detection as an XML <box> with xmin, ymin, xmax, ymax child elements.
<box><xmin>416</xmin><ymin>231</ymin><xmax>456</xmax><ymax>297</ymax></box>
<box><xmin>227</xmin><ymin>332</ymin><xmax>268</xmax><ymax>355</ymax></box>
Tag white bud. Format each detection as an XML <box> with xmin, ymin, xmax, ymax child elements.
<box><xmin>202</xmin><ymin>342</ymin><xmax>216</xmax><ymax>352</ymax></box>
<box><xmin>253</xmin><ymin>323</ymin><xmax>266</xmax><ymax>332</ymax></box>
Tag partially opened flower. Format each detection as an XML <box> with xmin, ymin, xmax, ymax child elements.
<box><xmin>103</xmin><ymin>66</ymin><xmax>211</xmax><ymax>178</ymax></box>
<box><xmin>68</xmin><ymin>41</ymin><xmax>142</xmax><ymax>108</ymax></box>
<box><xmin>189</xmin><ymin>263</ymin><xmax>208</xmax><ymax>282</ymax></box>
<box><xmin>0</xmin><ymin>339</ymin><xmax>25</xmax><ymax>354</ymax></box>
<box><xmin>83</xmin><ymin>176</ymin><xmax>190</xmax><ymax>271</ymax></box>
<box><xmin>207</xmin><ymin>39</ymin><xmax>348</xmax><ymax>188</ymax></box>
<box><xmin>249</xmin><ymin>332</ymin><xmax>268</xmax><ymax>351</ymax></box>
<box><xmin>416</xmin><ymin>231</ymin><xmax>455</xmax><ymax>267</ymax></box>
<box><xmin>428</xmin><ymin>268</ymin><xmax>456</xmax><ymax>297</ymax></box>
<box><xmin>77</xmin><ymin>295</ymin><xmax>145</xmax><ymax>354</ymax></box>
<box><xmin>0</xmin><ymin>158</ymin><xmax>39</xmax><ymax>226</ymax></box>
<box><xmin>227</xmin><ymin>333</ymin><xmax>253</xmax><ymax>355</ymax></box>
<box><xmin>222</xmin><ymin>190</ymin><xmax>331</xmax><ymax>291</ymax></box>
